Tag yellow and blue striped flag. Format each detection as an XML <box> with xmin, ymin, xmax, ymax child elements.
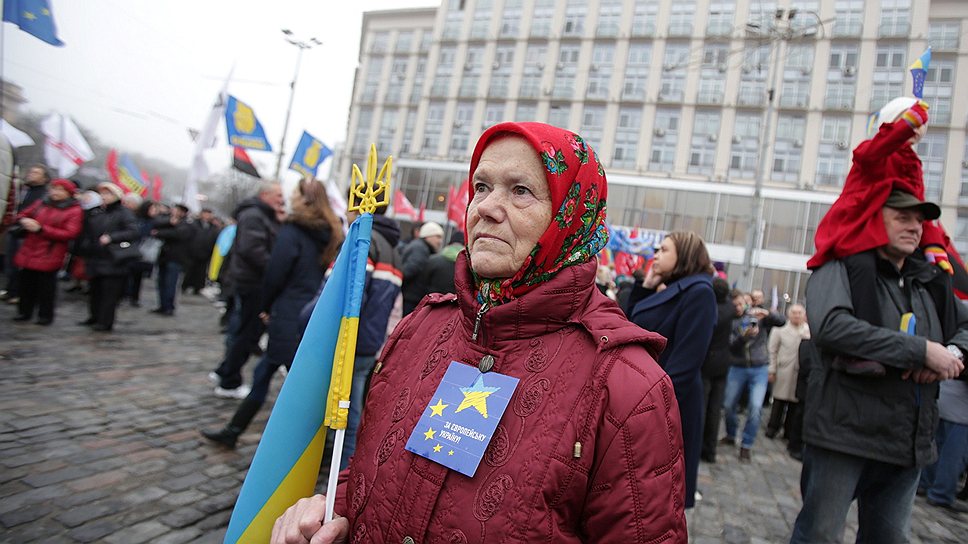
<box><xmin>909</xmin><ymin>47</ymin><xmax>931</xmax><ymax>99</ymax></box>
<box><xmin>224</xmin><ymin>213</ymin><xmax>373</xmax><ymax>543</ymax></box>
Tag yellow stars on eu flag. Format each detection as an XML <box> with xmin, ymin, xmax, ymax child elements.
<box><xmin>448</xmin><ymin>449</ymin><xmax>455</xmax><ymax>456</ymax></box>
<box><xmin>455</xmin><ymin>375</ymin><xmax>501</xmax><ymax>419</ymax></box>
<box><xmin>23</xmin><ymin>11</ymin><xmax>37</xmax><ymax>20</ymax></box>
<box><xmin>429</xmin><ymin>399</ymin><xmax>449</xmax><ymax>417</ymax></box>
<box><xmin>433</xmin><ymin>444</ymin><xmax>443</xmax><ymax>453</ymax></box>
<box><xmin>423</xmin><ymin>427</ymin><xmax>436</xmax><ymax>440</ymax></box>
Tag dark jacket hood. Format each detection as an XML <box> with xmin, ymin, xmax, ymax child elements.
<box><xmin>373</xmin><ymin>215</ymin><xmax>401</xmax><ymax>248</ymax></box>
<box><xmin>232</xmin><ymin>196</ymin><xmax>277</xmax><ymax>222</ymax></box>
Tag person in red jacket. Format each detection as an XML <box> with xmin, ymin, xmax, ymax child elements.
<box><xmin>272</xmin><ymin>123</ymin><xmax>687</xmax><ymax>543</ymax></box>
<box><xmin>11</xmin><ymin>179</ymin><xmax>83</xmax><ymax>325</ymax></box>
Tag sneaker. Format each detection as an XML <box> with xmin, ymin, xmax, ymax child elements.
<box><xmin>207</xmin><ymin>371</ymin><xmax>221</xmax><ymax>385</ymax></box>
<box><xmin>718</xmin><ymin>436</ymin><xmax>736</xmax><ymax>447</ymax></box>
<box><xmin>200</xmin><ymin>428</ymin><xmax>239</xmax><ymax>449</ymax></box>
<box><xmin>739</xmin><ymin>447</ymin><xmax>752</xmax><ymax>462</ymax></box>
<box><xmin>694</xmin><ymin>490</ymin><xmax>703</xmax><ymax>502</ymax></box>
<box><xmin>214</xmin><ymin>384</ymin><xmax>251</xmax><ymax>399</ymax></box>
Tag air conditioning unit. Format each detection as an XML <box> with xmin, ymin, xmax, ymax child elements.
<box><xmin>732</xmin><ymin>135</ymin><xmax>742</xmax><ymax>144</ymax></box>
<box><xmin>654</xmin><ymin>127</ymin><xmax>666</xmax><ymax>137</ymax></box>
<box><xmin>708</xmin><ymin>134</ymin><xmax>718</xmax><ymax>142</ymax></box>
<box><xmin>454</xmin><ymin>120</ymin><xmax>463</xmax><ymax>128</ymax></box>
<box><xmin>657</xmin><ymin>93</ymin><xmax>666</xmax><ymax>102</ymax></box>
<box><xmin>836</xmin><ymin>140</ymin><xmax>849</xmax><ymax>150</ymax></box>
<box><xmin>843</xmin><ymin>66</ymin><xmax>856</xmax><ymax>77</ymax></box>
<box><xmin>536</xmin><ymin>61</ymin><xmax>545</xmax><ymax>69</ymax></box>
<box><xmin>557</xmin><ymin>61</ymin><xmax>565</xmax><ymax>69</ymax></box>
<box><xmin>492</xmin><ymin>61</ymin><xmax>500</xmax><ymax>69</ymax></box>
<box><xmin>663</xmin><ymin>63</ymin><xmax>676</xmax><ymax>71</ymax></box>
<box><xmin>794</xmin><ymin>139</ymin><xmax>804</xmax><ymax>148</ymax></box>
<box><xmin>718</xmin><ymin>63</ymin><xmax>728</xmax><ymax>73</ymax></box>
<box><xmin>801</xmin><ymin>67</ymin><xmax>812</xmax><ymax>76</ymax></box>
<box><xmin>590</xmin><ymin>64</ymin><xmax>600</xmax><ymax>71</ymax></box>
<box><xmin>464</xmin><ymin>62</ymin><xmax>473</xmax><ymax>71</ymax></box>
<box><xmin>963</xmin><ymin>160</ymin><xmax>968</xmax><ymax>169</ymax></box>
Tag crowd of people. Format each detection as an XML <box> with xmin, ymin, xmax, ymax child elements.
<box><xmin>3</xmin><ymin>94</ymin><xmax>967</xmax><ymax>544</ymax></box>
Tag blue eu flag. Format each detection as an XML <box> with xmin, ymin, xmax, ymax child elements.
<box><xmin>3</xmin><ymin>0</ymin><xmax>64</xmax><ymax>46</ymax></box>
<box><xmin>288</xmin><ymin>131</ymin><xmax>332</xmax><ymax>178</ymax></box>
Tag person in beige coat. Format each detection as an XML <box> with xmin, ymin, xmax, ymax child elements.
<box><xmin>767</xmin><ymin>304</ymin><xmax>810</xmax><ymax>439</ymax></box>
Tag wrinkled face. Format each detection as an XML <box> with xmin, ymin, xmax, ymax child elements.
<box><xmin>48</xmin><ymin>184</ymin><xmax>69</xmax><ymax>201</ymax></box>
<box><xmin>651</xmin><ymin>237</ymin><xmax>678</xmax><ymax>281</ymax></box>
<box><xmin>788</xmin><ymin>304</ymin><xmax>806</xmax><ymax>326</ymax></box>
<box><xmin>467</xmin><ymin>136</ymin><xmax>552</xmax><ymax>279</ymax></box>
<box><xmin>260</xmin><ymin>185</ymin><xmax>285</xmax><ymax>214</ymax></box>
<box><xmin>881</xmin><ymin>206</ymin><xmax>924</xmax><ymax>262</ymax></box>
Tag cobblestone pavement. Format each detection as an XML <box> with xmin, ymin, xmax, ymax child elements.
<box><xmin>1</xmin><ymin>287</ymin><xmax>966</xmax><ymax>543</ymax></box>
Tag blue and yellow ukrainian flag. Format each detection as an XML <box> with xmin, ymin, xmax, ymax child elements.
<box><xmin>223</xmin><ymin>214</ymin><xmax>373</xmax><ymax>543</ymax></box>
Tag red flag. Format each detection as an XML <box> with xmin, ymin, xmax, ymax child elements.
<box><xmin>393</xmin><ymin>190</ymin><xmax>418</xmax><ymax>220</ymax></box>
<box><xmin>232</xmin><ymin>146</ymin><xmax>261</xmax><ymax>178</ymax></box>
<box><xmin>105</xmin><ymin>149</ymin><xmax>120</xmax><ymax>185</ymax></box>
<box><xmin>152</xmin><ymin>175</ymin><xmax>163</xmax><ymax>201</ymax></box>
<box><xmin>447</xmin><ymin>179</ymin><xmax>469</xmax><ymax>232</ymax></box>
<box><xmin>418</xmin><ymin>202</ymin><xmax>426</xmax><ymax>222</ymax></box>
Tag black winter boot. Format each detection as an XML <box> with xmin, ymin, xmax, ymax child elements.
<box><xmin>200</xmin><ymin>397</ymin><xmax>263</xmax><ymax>449</ymax></box>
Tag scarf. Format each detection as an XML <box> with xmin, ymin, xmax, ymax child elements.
<box><xmin>464</xmin><ymin>122</ymin><xmax>608</xmax><ymax>306</ymax></box>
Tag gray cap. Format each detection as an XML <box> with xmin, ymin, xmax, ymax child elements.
<box><xmin>884</xmin><ymin>190</ymin><xmax>941</xmax><ymax>220</ymax></box>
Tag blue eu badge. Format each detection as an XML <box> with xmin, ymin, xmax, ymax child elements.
<box><xmin>405</xmin><ymin>361</ymin><xmax>518</xmax><ymax>477</ymax></box>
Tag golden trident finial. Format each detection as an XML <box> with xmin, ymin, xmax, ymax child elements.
<box><xmin>348</xmin><ymin>144</ymin><xmax>391</xmax><ymax>214</ymax></box>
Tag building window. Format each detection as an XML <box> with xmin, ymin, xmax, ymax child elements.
<box><xmin>581</xmin><ymin>105</ymin><xmax>605</xmax><ymax>150</ymax></box>
<box><xmin>631</xmin><ymin>0</ymin><xmax>658</xmax><ymax>37</ymax></box>
<box><xmin>621</xmin><ymin>43</ymin><xmax>650</xmax><ymax>100</ymax></box>
<box><xmin>519</xmin><ymin>44</ymin><xmax>547</xmax><ymax>99</ymax></box>
<box><xmin>668</xmin><ymin>1</ymin><xmax>695</xmax><ymax>37</ymax></box>
<box><xmin>815</xmin><ymin>116</ymin><xmax>852</xmax><ymax>187</ymax></box>
<box><xmin>402</xmin><ymin>109</ymin><xmax>417</xmax><ymax>153</ymax></box>
<box><xmin>917</xmin><ymin>133</ymin><xmax>947</xmax><ymax>201</ymax></box>
<box><xmin>442</xmin><ymin>2</ymin><xmax>464</xmax><ymax>40</ymax></box>
<box><xmin>450</xmin><ymin>102</ymin><xmax>474</xmax><ymax>157</ymax></box>
<box><xmin>730</xmin><ymin>112</ymin><xmax>760</xmax><ymax>179</ymax></box>
<box><xmin>825</xmin><ymin>44</ymin><xmax>858</xmax><ymax>110</ymax></box>
<box><xmin>552</xmin><ymin>44</ymin><xmax>580</xmax><ymax>99</ymax></box>
<box><xmin>361</xmin><ymin>57</ymin><xmax>384</xmax><ymax>102</ymax></box>
<box><xmin>738</xmin><ymin>44</ymin><xmax>769</xmax><ymax>106</ymax></box>
<box><xmin>563</xmin><ymin>0</ymin><xmax>586</xmax><ymax>37</ymax></box>
<box><xmin>500</xmin><ymin>0</ymin><xmax>521</xmax><ymax>38</ymax></box>
<box><xmin>929</xmin><ymin>20</ymin><xmax>961</xmax><ymax>51</ymax></box>
<box><xmin>378</xmin><ymin>109</ymin><xmax>398</xmax><ymax>153</ymax></box>
<box><xmin>923</xmin><ymin>59</ymin><xmax>955</xmax><ymax>125</ymax></box>
<box><xmin>698</xmin><ymin>44</ymin><xmax>728</xmax><ymax>104</ymax></box>
<box><xmin>489</xmin><ymin>45</ymin><xmax>514</xmax><ymax>98</ymax></box>
<box><xmin>431</xmin><ymin>46</ymin><xmax>456</xmax><ymax>97</ymax></box>
<box><xmin>612</xmin><ymin>107</ymin><xmax>641</xmax><ymax>169</ymax></box>
<box><xmin>419</xmin><ymin>30</ymin><xmax>433</xmax><ymax>52</ymax></box>
<box><xmin>587</xmin><ymin>43</ymin><xmax>615</xmax><ymax>100</ymax></box>
<box><xmin>470</xmin><ymin>0</ymin><xmax>492</xmax><ymax>39</ymax></box>
<box><xmin>395</xmin><ymin>31</ymin><xmax>413</xmax><ymax>53</ymax></box>
<box><xmin>385</xmin><ymin>57</ymin><xmax>409</xmax><ymax>104</ymax></box>
<box><xmin>706</xmin><ymin>1</ymin><xmax>735</xmax><ymax>37</ymax></box>
<box><xmin>660</xmin><ymin>44</ymin><xmax>690</xmax><ymax>102</ymax></box>
<box><xmin>515</xmin><ymin>102</ymin><xmax>537</xmax><ymax>123</ymax></box>
<box><xmin>879</xmin><ymin>0</ymin><xmax>911</xmax><ymax>37</ymax></box>
<box><xmin>410</xmin><ymin>58</ymin><xmax>426</xmax><ymax>104</ymax></box>
<box><xmin>870</xmin><ymin>44</ymin><xmax>905</xmax><ymax>111</ymax></box>
<box><xmin>371</xmin><ymin>31</ymin><xmax>389</xmax><ymax>53</ymax></box>
<box><xmin>423</xmin><ymin>103</ymin><xmax>444</xmax><ymax>154</ymax></box>
<box><xmin>548</xmin><ymin>104</ymin><xmax>571</xmax><ymax>129</ymax></box>
<box><xmin>531</xmin><ymin>0</ymin><xmax>554</xmax><ymax>38</ymax></box>
<box><xmin>772</xmin><ymin>114</ymin><xmax>805</xmax><ymax>183</ymax></box>
<box><xmin>779</xmin><ymin>44</ymin><xmax>813</xmax><ymax>109</ymax></box>
<box><xmin>688</xmin><ymin>111</ymin><xmax>721</xmax><ymax>176</ymax></box>
<box><xmin>483</xmin><ymin>102</ymin><xmax>505</xmax><ymax>130</ymax></box>
<box><xmin>596</xmin><ymin>0</ymin><xmax>622</xmax><ymax>37</ymax></box>
<box><xmin>649</xmin><ymin>108</ymin><xmax>680</xmax><ymax>171</ymax></box>
<box><xmin>459</xmin><ymin>46</ymin><xmax>483</xmax><ymax>98</ymax></box>
<box><xmin>833</xmin><ymin>0</ymin><xmax>864</xmax><ymax>37</ymax></box>
<box><xmin>959</xmin><ymin>141</ymin><xmax>968</xmax><ymax>205</ymax></box>
<box><xmin>353</xmin><ymin>108</ymin><xmax>374</xmax><ymax>155</ymax></box>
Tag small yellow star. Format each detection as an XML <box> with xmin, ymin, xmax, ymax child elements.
<box><xmin>448</xmin><ymin>449</ymin><xmax>455</xmax><ymax>456</ymax></box>
<box><xmin>42</xmin><ymin>8</ymin><xmax>51</xmax><ymax>16</ymax></box>
<box><xmin>423</xmin><ymin>427</ymin><xmax>436</xmax><ymax>440</ymax></box>
<box><xmin>23</xmin><ymin>11</ymin><xmax>36</xmax><ymax>20</ymax></box>
<box><xmin>433</xmin><ymin>444</ymin><xmax>442</xmax><ymax>453</ymax></box>
<box><xmin>429</xmin><ymin>398</ymin><xmax>449</xmax><ymax>417</ymax></box>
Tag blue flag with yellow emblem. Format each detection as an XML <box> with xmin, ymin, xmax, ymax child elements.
<box><xmin>224</xmin><ymin>213</ymin><xmax>372</xmax><ymax>544</ymax></box>
<box><xmin>3</xmin><ymin>0</ymin><xmax>63</xmax><ymax>46</ymax></box>
<box><xmin>224</xmin><ymin>95</ymin><xmax>272</xmax><ymax>151</ymax></box>
<box><xmin>289</xmin><ymin>131</ymin><xmax>332</xmax><ymax>178</ymax></box>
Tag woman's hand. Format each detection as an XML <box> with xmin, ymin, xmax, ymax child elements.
<box><xmin>271</xmin><ymin>495</ymin><xmax>348</xmax><ymax>544</ymax></box>
<box><xmin>642</xmin><ymin>267</ymin><xmax>663</xmax><ymax>289</ymax></box>
<box><xmin>19</xmin><ymin>218</ymin><xmax>41</xmax><ymax>233</ymax></box>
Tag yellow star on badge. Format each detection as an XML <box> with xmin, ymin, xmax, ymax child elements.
<box><xmin>455</xmin><ymin>375</ymin><xmax>500</xmax><ymax>419</ymax></box>
<box><xmin>429</xmin><ymin>398</ymin><xmax>449</xmax><ymax>417</ymax></box>
<box><xmin>448</xmin><ymin>449</ymin><xmax>455</xmax><ymax>456</ymax></box>
<box><xmin>433</xmin><ymin>444</ymin><xmax>442</xmax><ymax>453</ymax></box>
<box><xmin>423</xmin><ymin>427</ymin><xmax>436</xmax><ymax>440</ymax></box>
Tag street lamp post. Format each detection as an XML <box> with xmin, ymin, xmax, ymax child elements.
<box><xmin>739</xmin><ymin>9</ymin><xmax>822</xmax><ymax>291</ymax></box>
<box><xmin>274</xmin><ymin>29</ymin><xmax>321</xmax><ymax>180</ymax></box>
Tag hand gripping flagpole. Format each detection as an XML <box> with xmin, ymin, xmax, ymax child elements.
<box><xmin>324</xmin><ymin>144</ymin><xmax>391</xmax><ymax>524</ymax></box>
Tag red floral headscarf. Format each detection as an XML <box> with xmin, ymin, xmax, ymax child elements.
<box><xmin>464</xmin><ymin>122</ymin><xmax>609</xmax><ymax>306</ymax></box>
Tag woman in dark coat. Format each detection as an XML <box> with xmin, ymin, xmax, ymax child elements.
<box><xmin>12</xmin><ymin>179</ymin><xmax>83</xmax><ymax>324</ymax></box>
<box><xmin>202</xmin><ymin>178</ymin><xmax>343</xmax><ymax>448</ymax></box>
<box><xmin>627</xmin><ymin>231</ymin><xmax>717</xmax><ymax>508</ymax></box>
<box><xmin>77</xmin><ymin>183</ymin><xmax>140</xmax><ymax>331</ymax></box>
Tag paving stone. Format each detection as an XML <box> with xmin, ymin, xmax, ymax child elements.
<box><xmin>0</xmin><ymin>503</ymin><xmax>53</xmax><ymax>528</ymax></box>
<box><xmin>161</xmin><ymin>489</ymin><xmax>208</xmax><ymax>507</ymax></box>
<box><xmin>103</xmin><ymin>520</ymin><xmax>169</xmax><ymax>544</ymax></box>
<box><xmin>154</xmin><ymin>526</ymin><xmax>203</xmax><ymax>544</ymax></box>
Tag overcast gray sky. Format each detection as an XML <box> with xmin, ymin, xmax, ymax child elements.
<box><xmin>3</xmin><ymin>0</ymin><xmax>437</xmax><ymax>183</ymax></box>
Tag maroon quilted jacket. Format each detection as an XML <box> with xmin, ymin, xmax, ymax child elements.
<box><xmin>13</xmin><ymin>198</ymin><xmax>83</xmax><ymax>272</ymax></box>
<box><xmin>335</xmin><ymin>253</ymin><xmax>687</xmax><ymax>543</ymax></box>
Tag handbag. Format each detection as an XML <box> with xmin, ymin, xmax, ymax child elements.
<box><xmin>139</xmin><ymin>237</ymin><xmax>163</xmax><ymax>264</ymax></box>
<box><xmin>107</xmin><ymin>241</ymin><xmax>141</xmax><ymax>264</ymax></box>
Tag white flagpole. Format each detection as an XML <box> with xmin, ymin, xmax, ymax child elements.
<box><xmin>324</xmin><ymin>424</ymin><xmax>347</xmax><ymax>523</ymax></box>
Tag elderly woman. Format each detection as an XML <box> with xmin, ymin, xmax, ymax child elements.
<box><xmin>626</xmin><ymin>231</ymin><xmax>717</xmax><ymax>508</ymax></box>
<box><xmin>271</xmin><ymin>123</ymin><xmax>686</xmax><ymax>543</ymax></box>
